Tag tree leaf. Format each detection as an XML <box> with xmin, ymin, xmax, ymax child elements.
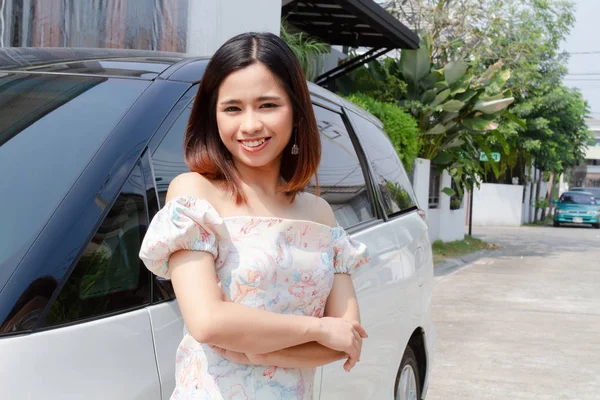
<box><xmin>424</xmin><ymin>123</ymin><xmax>447</xmax><ymax>135</ymax></box>
<box><xmin>473</xmin><ymin>97</ymin><xmax>515</xmax><ymax>114</ymax></box>
<box><xmin>400</xmin><ymin>42</ymin><xmax>431</xmax><ymax>87</ymax></box>
<box><xmin>430</xmin><ymin>89</ymin><xmax>451</xmax><ymax>107</ymax></box>
<box><xmin>423</xmin><ymin>70</ymin><xmax>444</xmax><ymax>87</ymax></box>
<box><xmin>438</xmin><ymin>100</ymin><xmax>466</xmax><ymax>112</ymax></box>
<box><xmin>444</xmin><ymin>61</ymin><xmax>469</xmax><ymax>86</ymax></box>
<box><xmin>441</xmin><ymin>187</ymin><xmax>456</xmax><ymax>197</ymax></box>
<box><xmin>433</xmin><ymin>151</ymin><xmax>453</xmax><ymax>165</ymax></box>
<box><xmin>504</xmin><ymin>111</ymin><xmax>527</xmax><ymax>128</ymax></box>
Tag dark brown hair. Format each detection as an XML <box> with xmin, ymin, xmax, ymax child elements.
<box><xmin>184</xmin><ymin>32</ymin><xmax>321</xmax><ymax>204</ymax></box>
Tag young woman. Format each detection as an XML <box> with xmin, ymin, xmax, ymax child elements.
<box><xmin>140</xmin><ymin>32</ymin><xmax>370</xmax><ymax>399</ymax></box>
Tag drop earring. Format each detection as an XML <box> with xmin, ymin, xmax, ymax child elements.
<box><xmin>291</xmin><ymin>127</ymin><xmax>299</xmax><ymax>155</ymax></box>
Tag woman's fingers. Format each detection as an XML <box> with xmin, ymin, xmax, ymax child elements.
<box><xmin>352</xmin><ymin>321</ymin><xmax>368</xmax><ymax>338</ymax></box>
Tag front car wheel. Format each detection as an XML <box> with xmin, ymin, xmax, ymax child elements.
<box><xmin>395</xmin><ymin>346</ymin><xmax>421</xmax><ymax>400</ymax></box>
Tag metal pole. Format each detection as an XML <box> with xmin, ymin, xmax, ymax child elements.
<box><xmin>468</xmin><ymin>188</ymin><xmax>474</xmax><ymax>236</ymax></box>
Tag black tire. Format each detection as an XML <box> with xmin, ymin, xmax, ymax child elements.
<box><xmin>394</xmin><ymin>345</ymin><xmax>421</xmax><ymax>400</ymax></box>
<box><xmin>553</xmin><ymin>220</ymin><xmax>560</xmax><ymax>227</ymax></box>
<box><xmin>593</xmin><ymin>223</ymin><xmax>600</xmax><ymax>229</ymax></box>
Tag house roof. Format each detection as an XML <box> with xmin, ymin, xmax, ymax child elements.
<box><xmin>282</xmin><ymin>0</ymin><xmax>419</xmax><ymax>49</ymax></box>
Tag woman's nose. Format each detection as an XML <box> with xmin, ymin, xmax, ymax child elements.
<box><xmin>240</xmin><ymin>110</ymin><xmax>263</xmax><ymax>134</ymax></box>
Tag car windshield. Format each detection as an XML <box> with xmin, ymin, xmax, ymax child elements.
<box><xmin>559</xmin><ymin>193</ymin><xmax>596</xmax><ymax>205</ymax></box>
<box><xmin>0</xmin><ymin>73</ymin><xmax>149</xmax><ymax>289</ymax></box>
<box><xmin>572</xmin><ymin>188</ymin><xmax>600</xmax><ymax>198</ymax></box>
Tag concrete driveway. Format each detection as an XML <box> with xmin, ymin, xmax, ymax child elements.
<box><xmin>427</xmin><ymin>225</ymin><xmax>600</xmax><ymax>400</ymax></box>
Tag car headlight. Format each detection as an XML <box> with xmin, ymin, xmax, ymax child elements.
<box><xmin>555</xmin><ymin>209</ymin><xmax>562</xmax><ymax>214</ymax></box>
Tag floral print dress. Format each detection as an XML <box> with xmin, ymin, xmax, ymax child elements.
<box><xmin>139</xmin><ymin>196</ymin><xmax>369</xmax><ymax>400</ymax></box>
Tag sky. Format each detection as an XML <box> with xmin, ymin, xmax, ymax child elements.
<box><xmin>561</xmin><ymin>0</ymin><xmax>600</xmax><ymax>122</ymax></box>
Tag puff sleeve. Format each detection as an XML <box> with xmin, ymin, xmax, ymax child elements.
<box><xmin>331</xmin><ymin>227</ymin><xmax>370</xmax><ymax>275</ymax></box>
<box><xmin>139</xmin><ymin>197</ymin><xmax>224</xmax><ymax>279</ymax></box>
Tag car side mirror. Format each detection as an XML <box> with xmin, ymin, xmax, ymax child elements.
<box><xmin>552</xmin><ymin>199</ymin><xmax>558</xmax><ymax>205</ymax></box>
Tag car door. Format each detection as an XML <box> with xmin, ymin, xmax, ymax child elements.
<box><xmin>0</xmin><ymin>162</ymin><xmax>161</xmax><ymax>400</ymax></box>
<box><xmin>318</xmin><ymin>107</ymin><xmax>430</xmax><ymax>399</ymax></box>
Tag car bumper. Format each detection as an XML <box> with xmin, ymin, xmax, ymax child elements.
<box><xmin>421</xmin><ymin>317</ymin><xmax>436</xmax><ymax>399</ymax></box>
<box><xmin>554</xmin><ymin>214</ymin><xmax>599</xmax><ymax>224</ymax></box>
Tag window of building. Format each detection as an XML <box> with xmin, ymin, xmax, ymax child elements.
<box><xmin>348</xmin><ymin>112</ymin><xmax>417</xmax><ymax>216</ymax></box>
<box><xmin>310</xmin><ymin>106</ymin><xmax>375</xmax><ymax>228</ymax></box>
<box><xmin>45</xmin><ymin>163</ymin><xmax>151</xmax><ymax>326</ymax></box>
<box><xmin>429</xmin><ymin>169</ymin><xmax>441</xmax><ymax>209</ymax></box>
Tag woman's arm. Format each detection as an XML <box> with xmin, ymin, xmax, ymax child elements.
<box><xmin>170</xmin><ymin>249</ymin><xmax>364</xmax><ymax>356</ymax></box>
<box><xmin>253</xmin><ymin>274</ymin><xmax>365</xmax><ymax>371</ymax></box>
<box><xmin>215</xmin><ymin>274</ymin><xmax>365</xmax><ymax>371</ymax></box>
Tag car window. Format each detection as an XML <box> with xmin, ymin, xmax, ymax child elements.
<box><xmin>310</xmin><ymin>106</ymin><xmax>375</xmax><ymax>228</ymax></box>
<box><xmin>44</xmin><ymin>163</ymin><xmax>151</xmax><ymax>326</ymax></box>
<box><xmin>559</xmin><ymin>193</ymin><xmax>596</xmax><ymax>205</ymax></box>
<box><xmin>0</xmin><ymin>74</ymin><xmax>149</xmax><ymax>289</ymax></box>
<box><xmin>152</xmin><ymin>100</ymin><xmax>194</xmax><ymax>206</ymax></box>
<box><xmin>348</xmin><ymin>111</ymin><xmax>418</xmax><ymax>216</ymax></box>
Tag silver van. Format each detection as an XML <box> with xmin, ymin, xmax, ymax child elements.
<box><xmin>0</xmin><ymin>48</ymin><xmax>434</xmax><ymax>399</ymax></box>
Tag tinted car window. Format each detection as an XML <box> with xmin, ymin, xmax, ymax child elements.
<box><xmin>311</xmin><ymin>106</ymin><xmax>375</xmax><ymax>228</ymax></box>
<box><xmin>559</xmin><ymin>193</ymin><xmax>596</xmax><ymax>205</ymax></box>
<box><xmin>45</xmin><ymin>163</ymin><xmax>151</xmax><ymax>326</ymax></box>
<box><xmin>0</xmin><ymin>74</ymin><xmax>149</xmax><ymax>288</ymax></box>
<box><xmin>348</xmin><ymin>111</ymin><xmax>418</xmax><ymax>216</ymax></box>
<box><xmin>152</xmin><ymin>100</ymin><xmax>193</xmax><ymax>206</ymax></box>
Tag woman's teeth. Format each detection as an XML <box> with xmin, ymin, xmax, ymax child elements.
<box><xmin>242</xmin><ymin>139</ymin><xmax>266</xmax><ymax>147</ymax></box>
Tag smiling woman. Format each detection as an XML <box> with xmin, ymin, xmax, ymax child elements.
<box><xmin>139</xmin><ymin>32</ymin><xmax>370</xmax><ymax>400</ymax></box>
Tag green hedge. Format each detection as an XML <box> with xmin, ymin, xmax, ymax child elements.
<box><xmin>345</xmin><ymin>92</ymin><xmax>420</xmax><ymax>170</ymax></box>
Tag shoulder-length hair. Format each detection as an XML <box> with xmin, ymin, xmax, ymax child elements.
<box><xmin>184</xmin><ymin>32</ymin><xmax>321</xmax><ymax>204</ymax></box>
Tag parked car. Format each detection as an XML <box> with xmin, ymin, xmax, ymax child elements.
<box><xmin>571</xmin><ymin>186</ymin><xmax>600</xmax><ymax>199</ymax></box>
<box><xmin>553</xmin><ymin>191</ymin><xmax>600</xmax><ymax>228</ymax></box>
<box><xmin>0</xmin><ymin>48</ymin><xmax>435</xmax><ymax>400</ymax></box>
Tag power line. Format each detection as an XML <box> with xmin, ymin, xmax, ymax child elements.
<box><xmin>566</xmin><ymin>51</ymin><xmax>600</xmax><ymax>55</ymax></box>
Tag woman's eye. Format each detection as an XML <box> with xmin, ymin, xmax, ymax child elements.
<box><xmin>260</xmin><ymin>103</ymin><xmax>278</xmax><ymax>109</ymax></box>
<box><xmin>224</xmin><ymin>106</ymin><xmax>241</xmax><ymax>112</ymax></box>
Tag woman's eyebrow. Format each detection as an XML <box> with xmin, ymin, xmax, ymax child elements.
<box><xmin>257</xmin><ymin>95</ymin><xmax>281</xmax><ymax>102</ymax></box>
<box><xmin>219</xmin><ymin>99</ymin><xmax>241</xmax><ymax>105</ymax></box>
<box><xmin>219</xmin><ymin>96</ymin><xmax>281</xmax><ymax>105</ymax></box>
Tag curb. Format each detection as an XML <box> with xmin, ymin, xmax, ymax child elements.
<box><xmin>434</xmin><ymin>249</ymin><xmax>500</xmax><ymax>277</ymax></box>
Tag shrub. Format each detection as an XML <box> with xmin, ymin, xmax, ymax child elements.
<box><xmin>345</xmin><ymin>92</ymin><xmax>420</xmax><ymax>170</ymax></box>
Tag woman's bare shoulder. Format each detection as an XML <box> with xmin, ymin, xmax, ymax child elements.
<box><xmin>297</xmin><ymin>192</ymin><xmax>337</xmax><ymax>228</ymax></box>
<box><xmin>166</xmin><ymin>172</ymin><xmax>219</xmax><ymax>203</ymax></box>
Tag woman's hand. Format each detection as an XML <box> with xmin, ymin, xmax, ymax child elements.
<box><xmin>316</xmin><ymin>317</ymin><xmax>367</xmax><ymax>371</ymax></box>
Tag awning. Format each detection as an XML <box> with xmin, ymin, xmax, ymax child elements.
<box><xmin>282</xmin><ymin>0</ymin><xmax>419</xmax><ymax>50</ymax></box>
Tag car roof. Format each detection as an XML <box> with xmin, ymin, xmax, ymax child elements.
<box><xmin>0</xmin><ymin>47</ymin><xmax>383</xmax><ymax>126</ymax></box>
<box><xmin>0</xmin><ymin>47</ymin><xmax>187</xmax><ymax>80</ymax></box>
<box><xmin>563</xmin><ymin>190</ymin><xmax>594</xmax><ymax>195</ymax></box>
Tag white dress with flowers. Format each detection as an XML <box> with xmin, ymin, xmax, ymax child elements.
<box><xmin>139</xmin><ymin>196</ymin><xmax>369</xmax><ymax>400</ymax></box>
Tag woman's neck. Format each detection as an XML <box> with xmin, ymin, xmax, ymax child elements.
<box><xmin>234</xmin><ymin>161</ymin><xmax>283</xmax><ymax>198</ymax></box>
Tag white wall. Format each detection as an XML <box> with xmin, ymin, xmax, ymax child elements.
<box><xmin>412</xmin><ymin>158</ymin><xmax>430</xmax><ymax>212</ymax></box>
<box><xmin>187</xmin><ymin>0</ymin><xmax>282</xmax><ymax>56</ymax></box>
<box><xmin>427</xmin><ymin>170</ymin><xmax>466</xmax><ymax>242</ymax></box>
<box><xmin>473</xmin><ymin>183</ymin><xmax>524</xmax><ymax>227</ymax></box>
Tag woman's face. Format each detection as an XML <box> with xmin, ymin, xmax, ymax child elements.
<box><xmin>216</xmin><ymin>62</ymin><xmax>294</xmax><ymax>171</ymax></box>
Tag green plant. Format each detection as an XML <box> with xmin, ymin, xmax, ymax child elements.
<box><xmin>450</xmin><ymin>198</ymin><xmax>463</xmax><ymax>210</ymax></box>
<box><xmin>534</xmin><ymin>199</ymin><xmax>549</xmax><ymax>209</ymax></box>
<box><xmin>345</xmin><ymin>92</ymin><xmax>420</xmax><ymax>170</ymax></box>
<box><xmin>386</xmin><ymin>181</ymin><xmax>414</xmax><ymax>210</ymax></box>
<box><xmin>280</xmin><ymin>21</ymin><xmax>329</xmax><ymax>82</ymax></box>
<box><xmin>396</xmin><ymin>33</ymin><xmax>515</xmax><ymax>195</ymax></box>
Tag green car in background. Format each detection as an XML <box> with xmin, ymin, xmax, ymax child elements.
<box><xmin>553</xmin><ymin>191</ymin><xmax>600</xmax><ymax>228</ymax></box>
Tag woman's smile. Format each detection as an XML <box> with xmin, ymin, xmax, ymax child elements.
<box><xmin>239</xmin><ymin>137</ymin><xmax>272</xmax><ymax>153</ymax></box>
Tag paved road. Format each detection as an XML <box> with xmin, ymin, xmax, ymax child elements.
<box><xmin>427</xmin><ymin>225</ymin><xmax>600</xmax><ymax>400</ymax></box>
